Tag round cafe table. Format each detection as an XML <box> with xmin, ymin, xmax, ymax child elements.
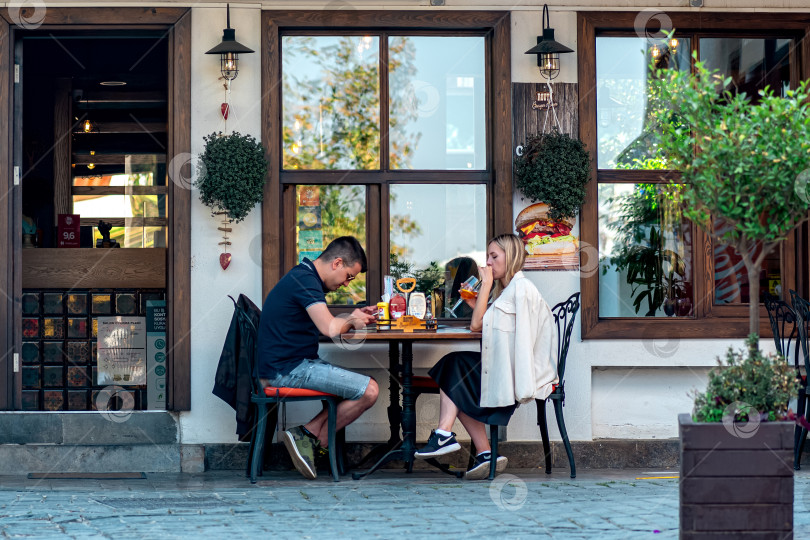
<box><xmin>341</xmin><ymin>326</ymin><xmax>482</xmax><ymax>479</ymax></box>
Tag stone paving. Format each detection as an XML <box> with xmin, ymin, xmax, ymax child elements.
<box><xmin>0</xmin><ymin>468</ymin><xmax>808</xmax><ymax>539</ymax></box>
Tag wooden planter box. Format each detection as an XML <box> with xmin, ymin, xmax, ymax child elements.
<box><xmin>679</xmin><ymin>413</ymin><xmax>794</xmax><ymax>539</ymax></box>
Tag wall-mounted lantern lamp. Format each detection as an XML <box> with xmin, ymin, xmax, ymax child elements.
<box><xmin>524</xmin><ymin>4</ymin><xmax>573</xmax><ymax>81</ymax></box>
<box><xmin>205</xmin><ymin>4</ymin><xmax>254</xmax><ymax>81</ymax></box>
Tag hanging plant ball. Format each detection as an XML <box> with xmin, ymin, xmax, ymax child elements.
<box><xmin>514</xmin><ymin>129</ymin><xmax>592</xmax><ymax>222</ymax></box>
<box><xmin>196</xmin><ymin>131</ymin><xmax>268</xmax><ymax>223</ymax></box>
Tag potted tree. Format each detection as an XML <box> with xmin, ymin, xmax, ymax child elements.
<box><xmin>649</xmin><ymin>53</ymin><xmax>810</xmax><ymax>538</ymax></box>
<box><xmin>679</xmin><ymin>337</ymin><xmax>799</xmax><ymax>537</ymax></box>
<box><xmin>650</xmin><ymin>55</ymin><xmax>810</xmax><ymax>334</ymax></box>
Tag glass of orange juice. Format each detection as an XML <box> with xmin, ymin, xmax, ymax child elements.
<box><xmin>447</xmin><ymin>276</ymin><xmax>482</xmax><ymax>317</ymax></box>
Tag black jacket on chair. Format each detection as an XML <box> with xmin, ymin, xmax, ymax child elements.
<box><xmin>213</xmin><ymin>294</ymin><xmax>261</xmax><ymax>439</ymax></box>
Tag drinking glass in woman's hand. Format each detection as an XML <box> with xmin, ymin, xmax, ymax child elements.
<box><xmin>447</xmin><ymin>276</ymin><xmax>481</xmax><ymax>317</ymax></box>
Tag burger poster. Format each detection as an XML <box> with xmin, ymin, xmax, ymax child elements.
<box><xmin>515</xmin><ymin>202</ymin><xmax>578</xmax><ymax>270</ymax></box>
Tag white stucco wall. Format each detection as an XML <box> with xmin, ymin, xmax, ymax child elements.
<box><xmin>178</xmin><ymin>1</ymin><xmax>790</xmax><ymax>445</ymax></box>
<box><xmin>180</xmin><ymin>5</ymin><xmax>264</xmax><ymax>444</ymax></box>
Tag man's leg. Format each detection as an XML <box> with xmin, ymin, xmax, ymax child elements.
<box><xmin>306</xmin><ymin>378</ymin><xmax>379</xmax><ymax>447</ymax></box>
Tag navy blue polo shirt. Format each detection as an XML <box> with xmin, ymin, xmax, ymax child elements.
<box><xmin>256</xmin><ymin>258</ymin><xmax>328</xmax><ymax>378</ymax></box>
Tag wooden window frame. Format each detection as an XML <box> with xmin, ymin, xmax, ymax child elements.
<box><xmin>0</xmin><ymin>7</ymin><xmax>191</xmax><ymax>410</ymax></box>
<box><xmin>578</xmin><ymin>11</ymin><xmax>810</xmax><ymax>339</ymax></box>
<box><xmin>261</xmin><ymin>10</ymin><xmax>512</xmax><ymax>305</ymax></box>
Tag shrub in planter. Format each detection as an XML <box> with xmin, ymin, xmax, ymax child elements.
<box><xmin>513</xmin><ymin>128</ymin><xmax>591</xmax><ymax>222</ymax></box>
<box><xmin>196</xmin><ymin>131</ymin><xmax>268</xmax><ymax>223</ymax></box>
<box><xmin>680</xmin><ymin>335</ymin><xmax>801</xmax><ymax>539</ymax></box>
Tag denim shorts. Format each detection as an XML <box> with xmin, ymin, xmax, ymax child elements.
<box><xmin>262</xmin><ymin>358</ymin><xmax>370</xmax><ymax>401</ymax></box>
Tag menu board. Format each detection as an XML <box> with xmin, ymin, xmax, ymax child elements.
<box><xmin>97</xmin><ymin>317</ymin><xmax>146</xmax><ymax>385</ymax></box>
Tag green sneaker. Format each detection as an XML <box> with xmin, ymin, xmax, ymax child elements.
<box><xmin>282</xmin><ymin>426</ymin><xmax>317</xmax><ymax>479</ymax></box>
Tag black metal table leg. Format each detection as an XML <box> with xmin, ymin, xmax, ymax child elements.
<box><xmin>354</xmin><ymin>341</ymin><xmax>403</xmax><ymax>471</ymax></box>
<box><xmin>400</xmin><ymin>341</ymin><xmax>415</xmax><ymax>472</ymax></box>
<box><xmin>387</xmin><ymin>340</ymin><xmax>403</xmax><ymax>445</ymax></box>
<box><xmin>351</xmin><ymin>444</ymin><xmax>407</xmax><ymax>479</ymax></box>
<box><xmin>353</xmin><ymin>338</ymin><xmax>463</xmax><ymax>479</ymax></box>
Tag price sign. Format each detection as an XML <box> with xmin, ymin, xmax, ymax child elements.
<box><xmin>57</xmin><ymin>214</ymin><xmax>80</xmax><ymax>248</ymax></box>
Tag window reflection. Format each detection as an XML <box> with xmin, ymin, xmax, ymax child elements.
<box><xmin>700</xmin><ymin>38</ymin><xmax>791</xmax><ymax>99</ymax></box>
<box><xmin>598</xmin><ymin>183</ymin><xmax>693</xmax><ymax>317</ymax></box>
<box><xmin>282</xmin><ymin>36</ymin><xmax>380</xmax><ymax>170</ymax></box>
<box><xmin>389</xmin><ymin>184</ymin><xmax>486</xmax><ymax>317</ymax></box>
<box><xmin>389</xmin><ymin>36</ymin><xmax>486</xmax><ymax>170</ymax></box>
<box><xmin>713</xmin><ymin>220</ymin><xmax>781</xmax><ymax>305</ymax></box>
<box><xmin>295</xmin><ymin>186</ymin><xmax>367</xmax><ymax>305</ymax></box>
<box><xmin>596</xmin><ymin>37</ymin><xmax>691</xmax><ymax>169</ymax></box>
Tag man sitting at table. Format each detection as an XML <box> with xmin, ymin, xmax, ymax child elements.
<box><xmin>257</xmin><ymin>236</ymin><xmax>378</xmax><ymax>480</ymax></box>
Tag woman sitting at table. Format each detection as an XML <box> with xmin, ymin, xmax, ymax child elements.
<box><xmin>414</xmin><ymin>233</ymin><xmax>558</xmax><ymax>480</ymax></box>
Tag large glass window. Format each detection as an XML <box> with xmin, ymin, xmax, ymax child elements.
<box><xmin>596</xmin><ymin>37</ymin><xmax>691</xmax><ymax>170</ymax></box>
<box><xmin>295</xmin><ymin>185</ymin><xmax>367</xmax><ymax>305</ymax></box>
<box><xmin>389</xmin><ymin>184</ymin><xmax>486</xmax><ymax>316</ymax></box>
<box><xmin>389</xmin><ymin>36</ymin><xmax>486</xmax><ymax>170</ymax></box>
<box><xmin>581</xmin><ymin>12</ymin><xmax>803</xmax><ymax>338</ymax></box>
<box><xmin>273</xmin><ymin>16</ymin><xmax>506</xmax><ymax>310</ymax></box>
<box><xmin>282</xmin><ymin>36</ymin><xmax>380</xmax><ymax>170</ymax></box>
<box><xmin>599</xmin><ymin>184</ymin><xmax>692</xmax><ymax>318</ymax></box>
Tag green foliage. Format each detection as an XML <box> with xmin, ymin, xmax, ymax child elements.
<box><xmin>282</xmin><ymin>36</ymin><xmax>417</xmax><ymax>170</ymax></box>
<box><xmin>197</xmin><ymin>132</ymin><xmax>268</xmax><ymax>223</ymax></box>
<box><xmin>415</xmin><ymin>261</ymin><xmax>445</xmax><ymax>294</ymax></box>
<box><xmin>388</xmin><ymin>254</ymin><xmax>444</xmax><ymax>294</ymax></box>
<box><xmin>389</xmin><ymin>252</ymin><xmax>413</xmax><ymax>281</ymax></box>
<box><xmin>514</xmin><ymin>129</ymin><xmax>592</xmax><ymax>222</ymax></box>
<box><xmin>650</xmin><ymin>54</ymin><xmax>810</xmax><ymax>248</ymax></box>
<box><xmin>692</xmin><ymin>335</ymin><xmax>799</xmax><ymax>422</ymax></box>
<box><xmin>317</xmin><ymin>186</ymin><xmax>366</xmax><ymax>305</ymax></box>
<box><xmin>649</xmin><ymin>52</ymin><xmax>810</xmax><ymax>332</ymax></box>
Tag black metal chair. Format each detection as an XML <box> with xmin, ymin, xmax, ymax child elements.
<box><xmin>788</xmin><ymin>290</ymin><xmax>810</xmax><ymax>469</ymax></box>
<box><xmin>231</xmin><ymin>299</ymin><xmax>344</xmax><ymax>482</ymax></box>
<box><xmin>487</xmin><ymin>292</ymin><xmax>580</xmax><ymax>480</ymax></box>
<box><xmin>763</xmin><ymin>292</ymin><xmax>799</xmax><ymax>364</ymax></box>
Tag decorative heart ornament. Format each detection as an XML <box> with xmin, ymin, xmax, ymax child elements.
<box><xmin>221</xmin><ymin>103</ymin><xmax>230</xmax><ymax>120</ymax></box>
<box><xmin>219</xmin><ymin>253</ymin><xmax>232</xmax><ymax>270</ymax></box>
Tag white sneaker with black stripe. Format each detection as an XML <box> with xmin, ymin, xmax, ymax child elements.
<box><xmin>414</xmin><ymin>430</ymin><xmax>461</xmax><ymax>459</ymax></box>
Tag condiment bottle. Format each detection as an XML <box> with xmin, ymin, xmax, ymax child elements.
<box><xmin>390</xmin><ymin>294</ymin><xmax>406</xmax><ymax>319</ymax></box>
<box><xmin>408</xmin><ymin>292</ymin><xmax>426</xmax><ymax>319</ymax></box>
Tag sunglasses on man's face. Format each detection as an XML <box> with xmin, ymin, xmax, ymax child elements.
<box><xmin>340</xmin><ymin>261</ymin><xmax>356</xmax><ymax>282</ymax></box>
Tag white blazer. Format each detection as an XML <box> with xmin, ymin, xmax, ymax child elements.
<box><xmin>479</xmin><ymin>271</ymin><xmax>559</xmax><ymax>408</ymax></box>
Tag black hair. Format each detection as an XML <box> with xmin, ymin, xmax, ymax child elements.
<box><xmin>318</xmin><ymin>236</ymin><xmax>367</xmax><ymax>272</ymax></box>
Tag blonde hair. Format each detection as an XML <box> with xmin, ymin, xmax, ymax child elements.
<box><xmin>489</xmin><ymin>233</ymin><xmax>526</xmax><ymax>299</ymax></box>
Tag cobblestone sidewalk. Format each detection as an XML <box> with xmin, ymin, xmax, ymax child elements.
<box><xmin>1</xmin><ymin>469</ymin><xmax>808</xmax><ymax>539</ymax></box>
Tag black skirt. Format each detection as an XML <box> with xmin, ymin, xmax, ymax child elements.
<box><xmin>428</xmin><ymin>350</ymin><xmax>517</xmax><ymax>426</ymax></box>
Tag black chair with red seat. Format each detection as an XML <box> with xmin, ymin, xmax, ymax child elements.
<box><xmin>486</xmin><ymin>292</ymin><xmax>580</xmax><ymax>480</ymax></box>
<box><xmin>788</xmin><ymin>290</ymin><xmax>810</xmax><ymax>469</ymax></box>
<box><xmin>231</xmin><ymin>299</ymin><xmax>343</xmax><ymax>482</ymax></box>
